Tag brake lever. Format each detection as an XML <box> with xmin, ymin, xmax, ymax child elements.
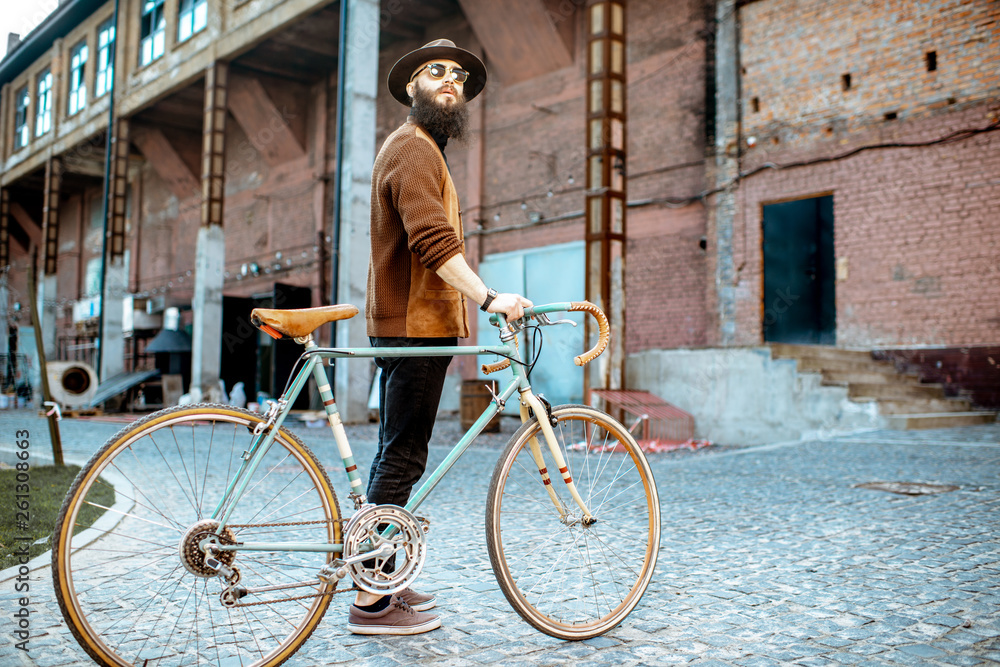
<box><xmin>536</xmin><ymin>313</ymin><xmax>577</xmax><ymax>328</ymax></box>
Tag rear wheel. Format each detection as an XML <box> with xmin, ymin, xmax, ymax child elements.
<box><xmin>486</xmin><ymin>404</ymin><xmax>660</xmax><ymax>640</ymax></box>
<box><xmin>52</xmin><ymin>404</ymin><xmax>342</xmax><ymax>667</ymax></box>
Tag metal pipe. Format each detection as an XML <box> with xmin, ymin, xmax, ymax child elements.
<box><xmin>329</xmin><ymin>0</ymin><xmax>348</xmax><ymax>347</ymax></box>
<box><xmin>95</xmin><ymin>0</ymin><xmax>121</xmax><ymax>381</ymax></box>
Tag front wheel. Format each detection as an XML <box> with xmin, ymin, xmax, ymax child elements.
<box><xmin>486</xmin><ymin>404</ymin><xmax>660</xmax><ymax>640</ymax></box>
<box><xmin>51</xmin><ymin>404</ymin><xmax>342</xmax><ymax>667</ymax></box>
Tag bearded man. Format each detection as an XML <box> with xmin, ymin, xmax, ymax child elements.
<box><xmin>349</xmin><ymin>40</ymin><xmax>532</xmax><ymax>635</ymax></box>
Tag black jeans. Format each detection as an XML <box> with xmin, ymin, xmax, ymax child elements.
<box><xmin>366</xmin><ymin>336</ymin><xmax>455</xmax><ymax>507</ymax></box>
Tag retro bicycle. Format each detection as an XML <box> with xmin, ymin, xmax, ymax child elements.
<box><xmin>52</xmin><ymin>301</ymin><xmax>660</xmax><ymax>666</ymax></box>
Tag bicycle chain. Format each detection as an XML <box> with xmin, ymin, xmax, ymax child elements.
<box><xmin>226</xmin><ymin>519</ymin><xmax>343</xmax><ymax>529</ymax></box>
<box><xmin>230</xmin><ymin>585</ymin><xmax>357</xmax><ymax>608</ymax></box>
<box><xmin>215</xmin><ymin>518</ymin><xmax>348</xmax><ymax>607</ymax></box>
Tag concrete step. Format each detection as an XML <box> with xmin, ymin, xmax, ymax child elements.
<box><xmin>876</xmin><ymin>398</ymin><xmax>976</xmax><ymax>414</ymax></box>
<box><xmin>820</xmin><ymin>370</ymin><xmax>917</xmax><ymax>386</ymax></box>
<box><xmin>796</xmin><ymin>356</ymin><xmax>900</xmax><ymax>374</ymax></box>
<box><xmin>886</xmin><ymin>412</ymin><xmax>998</xmax><ymax>430</ymax></box>
<box><xmin>770</xmin><ymin>343</ymin><xmax>874</xmax><ymax>364</ymax></box>
<box><xmin>849</xmin><ymin>382</ymin><xmax>946</xmax><ymax>400</ymax></box>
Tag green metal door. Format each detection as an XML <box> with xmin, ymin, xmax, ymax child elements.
<box><xmin>762</xmin><ymin>196</ymin><xmax>835</xmax><ymax>345</ymax></box>
<box><xmin>477</xmin><ymin>241</ymin><xmax>585</xmax><ymax>408</ymax></box>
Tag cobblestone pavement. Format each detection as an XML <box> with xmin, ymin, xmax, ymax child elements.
<box><xmin>1</xmin><ymin>409</ymin><xmax>998</xmax><ymax>666</ymax></box>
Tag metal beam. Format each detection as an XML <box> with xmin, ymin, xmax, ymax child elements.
<box><xmin>584</xmin><ymin>0</ymin><xmax>627</xmax><ymax>400</ymax></box>
<box><xmin>41</xmin><ymin>157</ymin><xmax>63</xmax><ymax>276</ymax></box>
<box><xmin>0</xmin><ymin>190</ymin><xmax>8</xmax><ymax>269</ymax></box>
<box><xmin>201</xmin><ymin>62</ymin><xmax>229</xmax><ymax>228</ymax></box>
<box><xmin>108</xmin><ymin>118</ymin><xmax>129</xmax><ymax>261</ymax></box>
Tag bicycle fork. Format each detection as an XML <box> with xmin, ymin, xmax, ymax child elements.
<box><xmin>519</xmin><ymin>391</ymin><xmax>595</xmax><ymax>524</ymax></box>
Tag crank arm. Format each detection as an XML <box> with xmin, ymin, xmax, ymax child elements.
<box><xmin>318</xmin><ymin>543</ymin><xmax>395</xmax><ymax>583</ymax></box>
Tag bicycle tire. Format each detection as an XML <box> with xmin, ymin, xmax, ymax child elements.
<box><xmin>486</xmin><ymin>404</ymin><xmax>660</xmax><ymax>640</ymax></box>
<box><xmin>52</xmin><ymin>404</ymin><xmax>342</xmax><ymax>667</ymax></box>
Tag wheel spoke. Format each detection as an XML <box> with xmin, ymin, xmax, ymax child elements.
<box><xmin>53</xmin><ymin>406</ymin><xmax>340</xmax><ymax>666</ymax></box>
<box><xmin>487</xmin><ymin>405</ymin><xmax>659</xmax><ymax>640</ymax></box>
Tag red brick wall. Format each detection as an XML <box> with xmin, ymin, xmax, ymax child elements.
<box><xmin>372</xmin><ymin>0</ymin><xmax>712</xmax><ymax>354</ymax></box>
<box><xmin>629</xmin><ymin>203</ymin><xmax>708</xmax><ymax>349</ymax></box>
<box><xmin>742</xmin><ymin>0</ymin><xmax>999</xmax><ymax>144</ymax></box>
<box><xmin>732</xmin><ymin>0</ymin><xmax>1000</xmax><ymax>348</ymax></box>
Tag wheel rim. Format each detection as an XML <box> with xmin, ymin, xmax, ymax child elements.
<box><xmin>489</xmin><ymin>407</ymin><xmax>659</xmax><ymax>638</ymax></box>
<box><xmin>54</xmin><ymin>407</ymin><xmax>340</xmax><ymax>667</ymax></box>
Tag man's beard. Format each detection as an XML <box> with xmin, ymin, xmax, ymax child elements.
<box><xmin>410</xmin><ymin>85</ymin><xmax>469</xmax><ymax>142</ymax></box>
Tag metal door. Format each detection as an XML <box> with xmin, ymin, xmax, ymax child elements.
<box><xmin>221</xmin><ymin>296</ymin><xmax>257</xmax><ymax>397</ymax></box>
<box><xmin>762</xmin><ymin>196</ymin><xmax>835</xmax><ymax>344</ymax></box>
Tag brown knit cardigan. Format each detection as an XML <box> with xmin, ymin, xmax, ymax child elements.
<box><xmin>365</xmin><ymin>119</ymin><xmax>470</xmax><ymax>338</ymax></box>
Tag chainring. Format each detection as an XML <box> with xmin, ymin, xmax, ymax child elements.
<box><xmin>342</xmin><ymin>504</ymin><xmax>426</xmax><ymax>596</ymax></box>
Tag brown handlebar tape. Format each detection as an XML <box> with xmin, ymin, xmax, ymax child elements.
<box><xmin>481</xmin><ymin>302</ymin><xmax>609</xmax><ymax>375</ymax></box>
<box><xmin>569</xmin><ymin>301</ymin><xmax>610</xmax><ymax>366</ymax></box>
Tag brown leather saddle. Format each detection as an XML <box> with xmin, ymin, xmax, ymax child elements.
<box><xmin>250</xmin><ymin>304</ymin><xmax>358</xmax><ymax>339</ymax></box>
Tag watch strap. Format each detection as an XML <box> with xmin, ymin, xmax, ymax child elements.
<box><xmin>480</xmin><ymin>287</ymin><xmax>498</xmax><ymax>312</ymax></box>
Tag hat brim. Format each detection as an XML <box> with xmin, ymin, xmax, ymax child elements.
<box><xmin>387</xmin><ymin>44</ymin><xmax>487</xmax><ymax>106</ymax></box>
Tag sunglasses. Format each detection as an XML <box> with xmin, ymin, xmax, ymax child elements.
<box><xmin>410</xmin><ymin>63</ymin><xmax>470</xmax><ymax>84</ymax></box>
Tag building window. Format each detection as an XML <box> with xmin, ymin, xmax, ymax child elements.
<box><xmin>13</xmin><ymin>86</ymin><xmax>30</xmax><ymax>150</ymax></box>
<box><xmin>177</xmin><ymin>0</ymin><xmax>207</xmax><ymax>43</ymax></box>
<box><xmin>96</xmin><ymin>18</ymin><xmax>115</xmax><ymax>97</ymax></box>
<box><xmin>140</xmin><ymin>0</ymin><xmax>166</xmax><ymax>66</ymax></box>
<box><xmin>68</xmin><ymin>40</ymin><xmax>89</xmax><ymax>115</ymax></box>
<box><xmin>35</xmin><ymin>69</ymin><xmax>53</xmax><ymax>137</ymax></box>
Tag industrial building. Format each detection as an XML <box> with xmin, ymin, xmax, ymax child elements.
<box><xmin>1</xmin><ymin>0</ymin><xmax>997</xmax><ymax>440</ymax></box>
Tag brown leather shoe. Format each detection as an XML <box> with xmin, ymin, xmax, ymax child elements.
<box><xmin>347</xmin><ymin>595</ymin><xmax>441</xmax><ymax>635</ymax></box>
<box><xmin>396</xmin><ymin>587</ymin><xmax>436</xmax><ymax>611</ymax></box>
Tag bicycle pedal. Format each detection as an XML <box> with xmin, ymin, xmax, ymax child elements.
<box><xmin>318</xmin><ymin>560</ymin><xmax>348</xmax><ymax>584</ymax></box>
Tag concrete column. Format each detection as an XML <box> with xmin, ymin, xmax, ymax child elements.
<box><xmin>191</xmin><ymin>224</ymin><xmax>224</xmax><ymax>394</ymax></box>
<box><xmin>0</xmin><ymin>189</ymin><xmax>9</xmax><ymax>273</ymax></box>
<box><xmin>99</xmin><ymin>118</ymin><xmax>130</xmax><ymax>381</ymax></box>
<box><xmin>708</xmin><ymin>0</ymin><xmax>740</xmax><ymax>345</ymax></box>
<box><xmin>0</xmin><ymin>281</ymin><xmax>8</xmax><ymax>359</ymax></box>
<box><xmin>99</xmin><ymin>259</ymin><xmax>126</xmax><ymax>380</ymax></box>
<box><xmin>0</xmin><ymin>190</ymin><xmax>8</xmax><ymax>358</ymax></box>
<box><xmin>37</xmin><ymin>275</ymin><xmax>58</xmax><ymax>357</ymax></box>
<box><xmin>333</xmin><ymin>0</ymin><xmax>378</xmax><ymax>423</ymax></box>
<box><xmin>191</xmin><ymin>62</ymin><xmax>229</xmax><ymax>395</ymax></box>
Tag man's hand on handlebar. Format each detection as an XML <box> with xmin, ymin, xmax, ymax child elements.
<box><xmin>487</xmin><ymin>293</ymin><xmax>533</xmax><ymax>323</ymax></box>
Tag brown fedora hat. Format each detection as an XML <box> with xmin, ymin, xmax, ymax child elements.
<box><xmin>387</xmin><ymin>39</ymin><xmax>487</xmax><ymax>106</ymax></box>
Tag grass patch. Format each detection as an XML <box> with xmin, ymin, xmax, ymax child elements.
<box><xmin>0</xmin><ymin>465</ymin><xmax>114</xmax><ymax>571</ymax></box>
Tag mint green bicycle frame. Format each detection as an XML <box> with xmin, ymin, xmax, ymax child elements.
<box><xmin>207</xmin><ymin>301</ymin><xmax>589</xmax><ymax>555</ymax></box>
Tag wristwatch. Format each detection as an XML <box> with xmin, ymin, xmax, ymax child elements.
<box><xmin>480</xmin><ymin>287</ymin><xmax>498</xmax><ymax>312</ymax></box>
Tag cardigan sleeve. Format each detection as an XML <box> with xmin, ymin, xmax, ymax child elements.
<box><xmin>382</xmin><ymin>135</ymin><xmax>464</xmax><ymax>272</ymax></box>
